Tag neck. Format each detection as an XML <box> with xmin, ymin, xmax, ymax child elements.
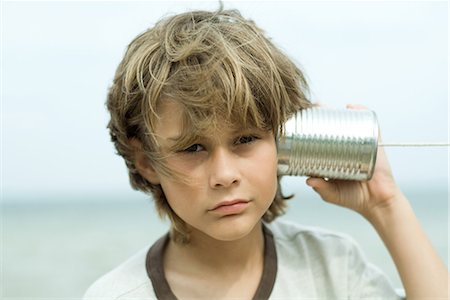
<box><xmin>167</xmin><ymin>221</ymin><xmax>265</xmax><ymax>272</ymax></box>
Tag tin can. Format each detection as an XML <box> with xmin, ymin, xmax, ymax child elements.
<box><xmin>277</xmin><ymin>107</ymin><xmax>379</xmax><ymax>181</ymax></box>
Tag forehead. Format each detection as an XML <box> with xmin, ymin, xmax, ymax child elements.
<box><xmin>154</xmin><ymin>99</ymin><xmax>185</xmax><ymax>138</ymax></box>
<box><xmin>154</xmin><ymin>99</ymin><xmax>255</xmax><ymax>141</ymax></box>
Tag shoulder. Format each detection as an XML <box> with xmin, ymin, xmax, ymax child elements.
<box><xmin>266</xmin><ymin>219</ymin><xmax>403</xmax><ymax>299</ymax></box>
<box><xmin>266</xmin><ymin>218</ymin><xmax>362</xmax><ymax>283</ymax></box>
<box><xmin>83</xmin><ymin>246</ymin><xmax>156</xmax><ymax>300</ymax></box>
<box><xmin>266</xmin><ymin>218</ymin><xmax>358</xmax><ymax>255</ymax></box>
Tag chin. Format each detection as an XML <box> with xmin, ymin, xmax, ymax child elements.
<box><xmin>208</xmin><ymin>216</ymin><xmax>262</xmax><ymax>242</ymax></box>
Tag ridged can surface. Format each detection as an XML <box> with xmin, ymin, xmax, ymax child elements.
<box><xmin>277</xmin><ymin>107</ymin><xmax>379</xmax><ymax>181</ymax></box>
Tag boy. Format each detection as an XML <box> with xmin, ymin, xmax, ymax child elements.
<box><xmin>84</xmin><ymin>8</ymin><xmax>449</xmax><ymax>299</ymax></box>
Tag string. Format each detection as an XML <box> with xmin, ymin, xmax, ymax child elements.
<box><xmin>378</xmin><ymin>143</ymin><xmax>450</xmax><ymax>147</ymax></box>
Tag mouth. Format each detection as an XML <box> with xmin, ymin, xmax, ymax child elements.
<box><xmin>209</xmin><ymin>199</ymin><xmax>250</xmax><ymax>215</ymax></box>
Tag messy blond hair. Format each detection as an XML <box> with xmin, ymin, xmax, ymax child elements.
<box><xmin>107</xmin><ymin>8</ymin><xmax>311</xmax><ymax>243</ymax></box>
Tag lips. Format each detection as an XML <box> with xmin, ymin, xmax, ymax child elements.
<box><xmin>209</xmin><ymin>199</ymin><xmax>250</xmax><ymax>215</ymax></box>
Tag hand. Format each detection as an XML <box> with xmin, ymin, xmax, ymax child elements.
<box><xmin>305</xmin><ymin>104</ymin><xmax>404</xmax><ymax>219</ymax></box>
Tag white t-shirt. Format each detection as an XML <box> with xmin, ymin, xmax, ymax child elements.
<box><xmin>84</xmin><ymin>219</ymin><xmax>404</xmax><ymax>299</ymax></box>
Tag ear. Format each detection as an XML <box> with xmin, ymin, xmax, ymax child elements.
<box><xmin>129</xmin><ymin>139</ymin><xmax>161</xmax><ymax>185</ymax></box>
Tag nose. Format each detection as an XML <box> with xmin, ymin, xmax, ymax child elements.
<box><xmin>208</xmin><ymin>147</ymin><xmax>241</xmax><ymax>189</ymax></box>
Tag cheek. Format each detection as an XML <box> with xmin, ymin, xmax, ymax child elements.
<box><xmin>159</xmin><ymin>181</ymin><xmax>188</xmax><ymax>212</ymax></box>
<box><xmin>167</xmin><ymin>154</ymin><xmax>205</xmax><ymax>174</ymax></box>
<box><xmin>260</xmin><ymin>141</ymin><xmax>278</xmax><ymax>173</ymax></box>
<box><xmin>159</xmin><ymin>179</ymin><xmax>204</xmax><ymax>218</ymax></box>
<box><xmin>250</xmin><ymin>141</ymin><xmax>278</xmax><ymax>191</ymax></box>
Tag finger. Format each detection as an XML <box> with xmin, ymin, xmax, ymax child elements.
<box><xmin>306</xmin><ymin>177</ymin><xmax>339</xmax><ymax>202</ymax></box>
<box><xmin>312</xmin><ymin>102</ymin><xmax>326</xmax><ymax>108</ymax></box>
<box><xmin>346</xmin><ymin>103</ymin><xmax>368</xmax><ymax>110</ymax></box>
<box><xmin>306</xmin><ymin>177</ymin><xmax>327</xmax><ymax>188</ymax></box>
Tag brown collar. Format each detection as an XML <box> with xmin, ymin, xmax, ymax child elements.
<box><xmin>146</xmin><ymin>224</ymin><xmax>277</xmax><ymax>300</ymax></box>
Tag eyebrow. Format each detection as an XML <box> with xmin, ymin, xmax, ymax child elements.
<box><xmin>163</xmin><ymin>133</ymin><xmax>203</xmax><ymax>151</ymax></box>
<box><xmin>167</xmin><ymin>136</ymin><xmax>182</xmax><ymax>142</ymax></box>
<box><xmin>165</xmin><ymin>127</ymin><xmax>264</xmax><ymax>143</ymax></box>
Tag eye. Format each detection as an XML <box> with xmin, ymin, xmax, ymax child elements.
<box><xmin>235</xmin><ymin>135</ymin><xmax>259</xmax><ymax>145</ymax></box>
<box><xmin>182</xmin><ymin>144</ymin><xmax>204</xmax><ymax>153</ymax></box>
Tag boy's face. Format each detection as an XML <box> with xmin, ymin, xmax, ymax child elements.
<box><xmin>146</xmin><ymin>99</ymin><xmax>278</xmax><ymax>242</ymax></box>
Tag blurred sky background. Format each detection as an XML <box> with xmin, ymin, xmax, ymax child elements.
<box><xmin>2</xmin><ymin>1</ymin><xmax>448</xmax><ymax>200</ymax></box>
